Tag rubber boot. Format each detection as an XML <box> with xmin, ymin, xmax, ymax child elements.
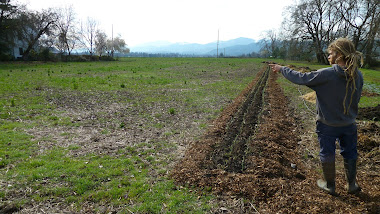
<box><xmin>344</xmin><ymin>159</ymin><xmax>361</xmax><ymax>194</ymax></box>
<box><xmin>317</xmin><ymin>162</ymin><xmax>336</xmax><ymax>195</ymax></box>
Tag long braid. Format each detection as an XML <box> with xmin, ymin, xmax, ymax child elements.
<box><xmin>328</xmin><ymin>38</ymin><xmax>363</xmax><ymax>115</ymax></box>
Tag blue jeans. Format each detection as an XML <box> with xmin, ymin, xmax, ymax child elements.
<box><xmin>316</xmin><ymin>121</ymin><xmax>358</xmax><ymax>163</ymax></box>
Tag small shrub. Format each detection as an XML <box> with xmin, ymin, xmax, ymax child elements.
<box><xmin>120</xmin><ymin>122</ymin><xmax>126</xmax><ymax>128</ymax></box>
<box><xmin>169</xmin><ymin>108</ymin><xmax>176</xmax><ymax>115</ymax></box>
<box><xmin>73</xmin><ymin>82</ymin><xmax>79</xmax><ymax>90</ymax></box>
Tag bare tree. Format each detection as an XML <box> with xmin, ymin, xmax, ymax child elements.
<box><xmin>79</xmin><ymin>17</ymin><xmax>98</xmax><ymax>56</ymax></box>
<box><xmin>284</xmin><ymin>0</ymin><xmax>341</xmax><ymax>64</ymax></box>
<box><xmin>106</xmin><ymin>39</ymin><xmax>113</xmax><ymax>57</ymax></box>
<box><xmin>335</xmin><ymin>0</ymin><xmax>379</xmax><ymax>66</ymax></box>
<box><xmin>359</xmin><ymin>0</ymin><xmax>380</xmax><ymax>66</ymax></box>
<box><xmin>364</xmin><ymin>1</ymin><xmax>380</xmax><ymax>66</ymax></box>
<box><xmin>95</xmin><ymin>30</ymin><xmax>107</xmax><ymax>56</ymax></box>
<box><xmin>261</xmin><ymin>30</ymin><xmax>280</xmax><ymax>58</ymax></box>
<box><xmin>108</xmin><ymin>35</ymin><xmax>130</xmax><ymax>56</ymax></box>
<box><xmin>337</xmin><ymin>0</ymin><xmax>371</xmax><ymax>48</ymax></box>
<box><xmin>19</xmin><ymin>8</ymin><xmax>59</xmax><ymax>60</ymax></box>
<box><xmin>55</xmin><ymin>5</ymin><xmax>77</xmax><ymax>57</ymax></box>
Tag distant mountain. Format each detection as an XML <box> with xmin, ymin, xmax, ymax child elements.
<box><xmin>218</xmin><ymin>37</ymin><xmax>257</xmax><ymax>47</ymax></box>
<box><xmin>130</xmin><ymin>37</ymin><xmax>263</xmax><ymax>56</ymax></box>
<box><xmin>207</xmin><ymin>42</ymin><xmax>262</xmax><ymax>56</ymax></box>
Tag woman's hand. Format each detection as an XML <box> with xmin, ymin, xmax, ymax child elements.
<box><xmin>268</xmin><ymin>64</ymin><xmax>282</xmax><ymax>73</ymax></box>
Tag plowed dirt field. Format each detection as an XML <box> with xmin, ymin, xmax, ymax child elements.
<box><xmin>172</xmin><ymin>65</ymin><xmax>380</xmax><ymax>213</ymax></box>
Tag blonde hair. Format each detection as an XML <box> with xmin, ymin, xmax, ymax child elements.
<box><xmin>328</xmin><ymin>38</ymin><xmax>363</xmax><ymax>114</ymax></box>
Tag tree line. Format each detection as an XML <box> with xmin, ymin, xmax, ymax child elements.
<box><xmin>1</xmin><ymin>0</ymin><xmax>378</xmax><ymax>65</ymax></box>
<box><xmin>0</xmin><ymin>0</ymin><xmax>129</xmax><ymax>61</ymax></box>
<box><xmin>261</xmin><ymin>0</ymin><xmax>379</xmax><ymax>67</ymax></box>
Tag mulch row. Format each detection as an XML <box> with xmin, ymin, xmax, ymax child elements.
<box><xmin>171</xmin><ymin>65</ymin><xmax>380</xmax><ymax>213</ymax></box>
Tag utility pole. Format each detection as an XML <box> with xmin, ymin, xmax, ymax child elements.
<box><xmin>112</xmin><ymin>24</ymin><xmax>114</xmax><ymax>57</ymax></box>
<box><xmin>217</xmin><ymin>29</ymin><xmax>219</xmax><ymax>58</ymax></box>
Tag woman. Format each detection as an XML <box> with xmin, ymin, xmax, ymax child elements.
<box><xmin>269</xmin><ymin>38</ymin><xmax>363</xmax><ymax>195</ymax></box>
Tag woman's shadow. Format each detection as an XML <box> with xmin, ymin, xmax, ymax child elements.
<box><xmin>336</xmin><ymin>191</ymin><xmax>380</xmax><ymax>214</ymax></box>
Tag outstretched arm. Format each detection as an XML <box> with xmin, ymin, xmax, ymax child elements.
<box><xmin>268</xmin><ymin>64</ymin><xmax>327</xmax><ymax>86</ymax></box>
<box><xmin>268</xmin><ymin>64</ymin><xmax>283</xmax><ymax>73</ymax></box>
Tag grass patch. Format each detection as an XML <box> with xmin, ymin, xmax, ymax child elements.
<box><xmin>0</xmin><ymin>122</ymin><xmax>35</xmax><ymax>168</ymax></box>
<box><xmin>359</xmin><ymin>96</ymin><xmax>380</xmax><ymax>108</ymax></box>
<box><xmin>3</xmin><ymin>147</ymin><xmax>214</xmax><ymax>212</ymax></box>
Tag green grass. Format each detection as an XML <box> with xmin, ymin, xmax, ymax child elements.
<box><xmin>4</xmin><ymin>147</ymin><xmax>210</xmax><ymax>212</ymax></box>
<box><xmin>358</xmin><ymin>96</ymin><xmax>380</xmax><ymax>108</ymax></box>
<box><xmin>0</xmin><ymin>58</ymin><xmax>262</xmax><ymax>213</ymax></box>
<box><xmin>0</xmin><ymin>122</ymin><xmax>35</xmax><ymax>168</ymax></box>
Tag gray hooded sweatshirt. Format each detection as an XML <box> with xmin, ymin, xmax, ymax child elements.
<box><xmin>280</xmin><ymin>64</ymin><xmax>363</xmax><ymax>127</ymax></box>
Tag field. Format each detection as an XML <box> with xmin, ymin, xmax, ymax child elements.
<box><xmin>0</xmin><ymin>58</ymin><xmax>379</xmax><ymax>213</ymax></box>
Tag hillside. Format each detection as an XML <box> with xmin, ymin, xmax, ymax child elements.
<box><xmin>131</xmin><ymin>37</ymin><xmax>262</xmax><ymax>56</ymax></box>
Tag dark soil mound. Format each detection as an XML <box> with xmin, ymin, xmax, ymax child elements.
<box><xmin>358</xmin><ymin>104</ymin><xmax>380</xmax><ymax>121</ymax></box>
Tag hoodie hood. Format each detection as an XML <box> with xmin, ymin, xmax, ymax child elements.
<box><xmin>332</xmin><ymin>64</ymin><xmax>347</xmax><ymax>78</ymax></box>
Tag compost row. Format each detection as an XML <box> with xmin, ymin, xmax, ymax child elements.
<box><xmin>171</xmin><ymin>65</ymin><xmax>307</xmax><ymax>208</ymax></box>
<box><xmin>172</xmin><ymin>64</ymin><xmax>380</xmax><ymax>213</ymax></box>
<box><xmin>209</xmin><ymin>66</ymin><xmax>269</xmax><ymax>173</ymax></box>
